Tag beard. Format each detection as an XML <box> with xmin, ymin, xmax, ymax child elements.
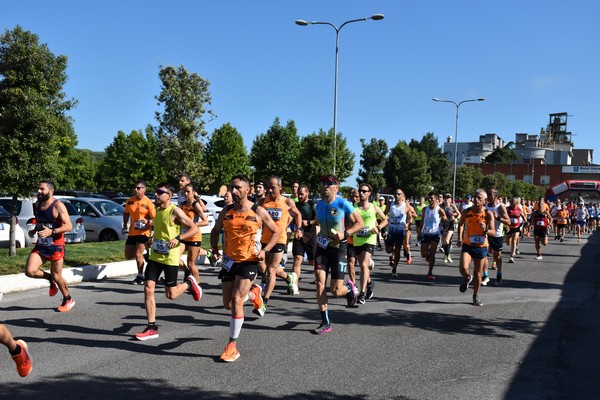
<box><xmin>37</xmin><ymin>193</ymin><xmax>50</xmax><ymax>203</ymax></box>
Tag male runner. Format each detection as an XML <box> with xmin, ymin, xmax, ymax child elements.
<box><xmin>417</xmin><ymin>192</ymin><xmax>447</xmax><ymax>280</ymax></box>
<box><xmin>483</xmin><ymin>188</ymin><xmax>510</xmax><ymax>286</ymax></box>
<box><xmin>386</xmin><ymin>189</ymin><xmax>412</xmax><ymax>277</ymax></box>
<box><xmin>290</xmin><ymin>184</ymin><xmax>317</xmax><ymax>292</ymax></box>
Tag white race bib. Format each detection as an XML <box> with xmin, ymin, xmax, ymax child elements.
<box><xmin>221</xmin><ymin>255</ymin><xmax>234</xmax><ymax>271</ymax></box>
<box><xmin>469</xmin><ymin>235</ymin><xmax>486</xmax><ymax>245</ymax></box>
<box><xmin>316</xmin><ymin>234</ymin><xmax>331</xmax><ymax>249</ymax></box>
<box><xmin>134</xmin><ymin>220</ymin><xmax>146</xmax><ymax>230</ymax></box>
<box><xmin>267</xmin><ymin>208</ymin><xmax>283</xmax><ymax>221</ymax></box>
<box><xmin>152</xmin><ymin>239</ymin><xmax>170</xmax><ymax>255</ymax></box>
<box><xmin>38</xmin><ymin>236</ymin><xmax>54</xmax><ymax>246</ymax></box>
<box><xmin>357</xmin><ymin>227</ymin><xmax>371</xmax><ymax>237</ymax></box>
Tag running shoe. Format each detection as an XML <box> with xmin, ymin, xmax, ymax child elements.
<box><xmin>131</xmin><ymin>276</ymin><xmax>144</xmax><ymax>285</ymax></box>
<box><xmin>346</xmin><ymin>280</ymin><xmax>358</xmax><ymax>307</ymax></box>
<box><xmin>12</xmin><ymin>340</ymin><xmax>32</xmax><ymax>377</ymax></box>
<box><xmin>473</xmin><ymin>295</ymin><xmax>483</xmax><ymax>306</ymax></box>
<box><xmin>49</xmin><ymin>280</ymin><xmax>58</xmax><ymax>297</ymax></box>
<box><xmin>357</xmin><ymin>293</ymin><xmax>366</xmax><ymax>305</ymax></box>
<box><xmin>56</xmin><ymin>297</ymin><xmax>75</xmax><ymax>313</ymax></box>
<box><xmin>508</xmin><ymin>257</ymin><xmax>515</xmax><ymax>263</ymax></box>
<box><xmin>391</xmin><ymin>269</ymin><xmax>398</xmax><ymax>279</ymax></box>
<box><xmin>220</xmin><ymin>342</ymin><xmax>240</xmax><ymax>362</ymax></box>
<box><xmin>427</xmin><ymin>273</ymin><xmax>436</xmax><ymax>281</ymax></box>
<box><xmin>250</xmin><ymin>284</ymin><xmax>263</xmax><ymax>310</ymax></box>
<box><xmin>366</xmin><ymin>281</ymin><xmax>375</xmax><ymax>299</ymax></box>
<box><xmin>516</xmin><ymin>249</ymin><xmax>521</xmax><ymax>255</ymax></box>
<box><xmin>459</xmin><ymin>275</ymin><xmax>473</xmax><ymax>293</ymax></box>
<box><xmin>496</xmin><ymin>273</ymin><xmax>503</xmax><ymax>286</ymax></box>
<box><xmin>287</xmin><ymin>272</ymin><xmax>299</xmax><ymax>295</ymax></box>
<box><xmin>560</xmin><ymin>238</ymin><xmax>564</xmax><ymax>242</ymax></box>
<box><xmin>536</xmin><ymin>255</ymin><xmax>543</xmax><ymax>260</ymax></box>
<box><xmin>135</xmin><ymin>325</ymin><xmax>158</xmax><ymax>341</ymax></box>
<box><xmin>253</xmin><ymin>303</ymin><xmax>266</xmax><ymax>317</ymax></box>
<box><xmin>186</xmin><ymin>275</ymin><xmax>202</xmax><ymax>301</ymax></box>
<box><xmin>406</xmin><ymin>255</ymin><xmax>412</xmax><ymax>265</ymax></box>
<box><xmin>482</xmin><ymin>276</ymin><xmax>490</xmax><ymax>286</ymax></box>
<box><xmin>447</xmin><ymin>255</ymin><xmax>453</xmax><ymax>263</ymax></box>
<box><xmin>313</xmin><ymin>323</ymin><xmax>332</xmax><ymax>335</ymax></box>
<box><xmin>443</xmin><ymin>256</ymin><xmax>449</xmax><ymax>263</ymax></box>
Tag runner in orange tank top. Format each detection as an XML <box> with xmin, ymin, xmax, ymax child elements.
<box><xmin>178</xmin><ymin>183</ymin><xmax>209</xmax><ymax>284</ymax></box>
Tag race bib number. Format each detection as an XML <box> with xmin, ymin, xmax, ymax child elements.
<box><xmin>267</xmin><ymin>208</ymin><xmax>283</xmax><ymax>221</ymax></box>
<box><xmin>535</xmin><ymin>219</ymin><xmax>546</xmax><ymax>227</ymax></box>
<box><xmin>38</xmin><ymin>236</ymin><xmax>54</xmax><ymax>246</ymax></box>
<box><xmin>316</xmin><ymin>234</ymin><xmax>331</xmax><ymax>249</ymax></box>
<box><xmin>357</xmin><ymin>227</ymin><xmax>371</xmax><ymax>237</ymax></box>
<box><xmin>221</xmin><ymin>255</ymin><xmax>234</xmax><ymax>271</ymax></box>
<box><xmin>469</xmin><ymin>235</ymin><xmax>486</xmax><ymax>245</ymax></box>
<box><xmin>134</xmin><ymin>220</ymin><xmax>146</xmax><ymax>230</ymax></box>
<box><xmin>510</xmin><ymin>217</ymin><xmax>520</xmax><ymax>225</ymax></box>
<box><xmin>152</xmin><ymin>239</ymin><xmax>170</xmax><ymax>255</ymax></box>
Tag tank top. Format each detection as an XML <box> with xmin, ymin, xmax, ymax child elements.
<box><xmin>507</xmin><ymin>206</ymin><xmax>522</xmax><ymax>229</ymax></box>
<box><xmin>149</xmin><ymin>205</ymin><xmax>181</xmax><ymax>266</ymax></box>
<box><xmin>353</xmin><ymin>203</ymin><xmax>377</xmax><ymax>246</ymax></box>
<box><xmin>463</xmin><ymin>208</ymin><xmax>488</xmax><ymax>247</ymax></box>
<box><xmin>223</xmin><ymin>203</ymin><xmax>262</xmax><ymax>262</ymax></box>
<box><xmin>124</xmin><ymin>195</ymin><xmax>156</xmax><ymax>237</ymax></box>
<box><xmin>485</xmin><ymin>203</ymin><xmax>504</xmax><ymax>237</ymax></box>
<box><xmin>181</xmin><ymin>202</ymin><xmax>203</xmax><ymax>242</ymax></box>
<box><xmin>414</xmin><ymin>204</ymin><xmax>425</xmax><ymax>221</ymax></box>
<box><xmin>35</xmin><ymin>199</ymin><xmax>65</xmax><ymax>246</ymax></box>
<box><xmin>576</xmin><ymin>207</ymin><xmax>588</xmax><ymax>222</ymax></box>
<box><xmin>557</xmin><ymin>209</ymin><xmax>569</xmax><ymax>225</ymax></box>
<box><xmin>422</xmin><ymin>206</ymin><xmax>441</xmax><ymax>235</ymax></box>
<box><xmin>532</xmin><ymin>213</ymin><xmax>548</xmax><ymax>229</ymax></box>
<box><xmin>388</xmin><ymin>201</ymin><xmax>407</xmax><ymax>234</ymax></box>
<box><xmin>261</xmin><ymin>197</ymin><xmax>288</xmax><ymax>245</ymax></box>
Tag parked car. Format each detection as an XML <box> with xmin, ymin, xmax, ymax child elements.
<box><xmin>61</xmin><ymin>200</ymin><xmax>86</xmax><ymax>244</ymax></box>
<box><xmin>0</xmin><ymin>205</ymin><xmax>25</xmax><ymax>248</ymax></box>
<box><xmin>67</xmin><ymin>198</ymin><xmax>126</xmax><ymax>242</ymax></box>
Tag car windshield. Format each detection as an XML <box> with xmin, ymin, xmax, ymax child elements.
<box><xmin>61</xmin><ymin>200</ymin><xmax>80</xmax><ymax>216</ymax></box>
<box><xmin>90</xmin><ymin>200</ymin><xmax>124</xmax><ymax>216</ymax></box>
<box><xmin>0</xmin><ymin>205</ymin><xmax>10</xmax><ymax>219</ymax></box>
<box><xmin>0</xmin><ymin>199</ymin><xmax>22</xmax><ymax>215</ymax></box>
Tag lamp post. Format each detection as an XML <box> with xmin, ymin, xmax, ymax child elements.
<box><xmin>296</xmin><ymin>14</ymin><xmax>384</xmax><ymax>175</ymax></box>
<box><xmin>432</xmin><ymin>97</ymin><xmax>486</xmax><ymax>201</ymax></box>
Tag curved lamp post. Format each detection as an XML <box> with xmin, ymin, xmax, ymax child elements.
<box><xmin>296</xmin><ymin>14</ymin><xmax>384</xmax><ymax>175</ymax></box>
<box><xmin>432</xmin><ymin>97</ymin><xmax>486</xmax><ymax>201</ymax></box>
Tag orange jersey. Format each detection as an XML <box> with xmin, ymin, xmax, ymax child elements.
<box><xmin>124</xmin><ymin>195</ymin><xmax>156</xmax><ymax>236</ymax></box>
<box><xmin>463</xmin><ymin>208</ymin><xmax>488</xmax><ymax>247</ymax></box>
<box><xmin>533</xmin><ymin>202</ymin><xmax>549</xmax><ymax>214</ymax></box>
<box><xmin>181</xmin><ymin>201</ymin><xmax>203</xmax><ymax>242</ymax></box>
<box><xmin>557</xmin><ymin>209</ymin><xmax>569</xmax><ymax>225</ymax></box>
<box><xmin>223</xmin><ymin>204</ymin><xmax>262</xmax><ymax>263</ymax></box>
<box><xmin>261</xmin><ymin>197</ymin><xmax>288</xmax><ymax>245</ymax></box>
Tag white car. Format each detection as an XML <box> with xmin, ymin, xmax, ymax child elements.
<box><xmin>67</xmin><ymin>198</ymin><xmax>126</xmax><ymax>242</ymax></box>
<box><xmin>0</xmin><ymin>206</ymin><xmax>25</xmax><ymax>248</ymax></box>
<box><xmin>199</xmin><ymin>195</ymin><xmax>224</xmax><ymax>234</ymax></box>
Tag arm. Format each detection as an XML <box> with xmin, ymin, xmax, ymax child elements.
<box><xmin>456</xmin><ymin>210</ymin><xmax>466</xmax><ymax>246</ymax></box>
<box><xmin>210</xmin><ymin>206</ymin><xmax>227</xmax><ymax>255</ymax></box>
<box><xmin>373</xmin><ymin>205</ymin><xmax>388</xmax><ymax>234</ymax></box>
<box><xmin>172</xmin><ymin>208</ymin><xmax>198</xmax><ymax>248</ymax></box>
<box><xmin>286</xmin><ymin>198</ymin><xmax>303</xmax><ymax>240</ymax></box>
<box><xmin>485</xmin><ymin>210</ymin><xmax>497</xmax><ymax>237</ymax></box>
<box><xmin>256</xmin><ymin>206</ymin><xmax>281</xmax><ymax>260</ymax></box>
<box><xmin>497</xmin><ymin>205</ymin><xmax>510</xmax><ymax>226</ymax></box>
<box><xmin>193</xmin><ymin>201</ymin><xmax>209</xmax><ymax>227</ymax></box>
<box><xmin>334</xmin><ymin>210</ymin><xmax>364</xmax><ymax>241</ymax></box>
<box><xmin>122</xmin><ymin>210</ymin><xmax>130</xmax><ymax>234</ymax></box>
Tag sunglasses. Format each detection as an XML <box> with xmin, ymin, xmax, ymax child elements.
<box><xmin>155</xmin><ymin>189</ymin><xmax>171</xmax><ymax>196</ymax></box>
<box><xmin>359</xmin><ymin>189</ymin><xmax>370</xmax><ymax>193</ymax></box>
<box><xmin>134</xmin><ymin>187</ymin><xmax>145</xmax><ymax>190</ymax></box>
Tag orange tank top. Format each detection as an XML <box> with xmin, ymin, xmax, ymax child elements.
<box><xmin>261</xmin><ymin>197</ymin><xmax>288</xmax><ymax>245</ymax></box>
<box><xmin>223</xmin><ymin>204</ymin><xmax>262</xmax><ymax>262</ymax></box>
<box><xmin>463</xmin><ymin>208</ymin><xmax>488</xmax><ymax>247</ymax></box>
<box><xmin>181</xmin><ymin>202</ymin><xmax>203</xmax><ymax>242</ymax></box>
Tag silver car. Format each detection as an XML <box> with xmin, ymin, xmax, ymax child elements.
<box><xmin>67</xmin><ymin>198</ymin><xmax>126</xmax><ymax>242</ymax></box>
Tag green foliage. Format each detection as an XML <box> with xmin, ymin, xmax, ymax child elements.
<box><xmin>0</xmin><ymin>25</ymin><xmax>77</xmax><ymax>197</ymax></box>
<box><xmin>511</xmin><ymin>180</ymin><xmax>546</xmax><ymax>200</ymax></box>
<box><xmin>409</xmin><ymin>132</ymin><xmax>452</xmax><ymax>193</ymax></box>
<box><xmin>455</xmin><ymin>166</ymin><xmax>484</xmax><ymax>197</ymax></box>
<box><xmin>59</xmin><ymin>148</ymin><xmax>99</xmax><ymax>191</ymax></box>
<box><xmin>481</xmin><ymin>172</ymin><xmax>513</xmax><ymax>196</ymax></box>
<box><xmin>297</xmin><ymin>128</ymin><xmax>355</xmax><ymax>192</ymax></box>
<box><xmin>384</xmin><ymin>140</ymin><xmax>431</xmax><ymax>197</ymax></box>
<box><xmin>250</xmin><ymin>118</ymin><xmax>302</xmax><ymax>183</ymax></box>
<box><xmin>97</xmin><ymin>128</ymin><xmax>166</xmax><ymax>192</ymax></box>
<box><xmin>484</xmin><ymin>142</ymin><xmax>519</xmax><ymax>163</ymax></box>
<box><xmin>154</xmin><ymin>65</ymin><xmax>214</xmax><ymax>182</ymax></box>
<box><xmin>205</xmin><ymin>123</ymin><xmax>251</xmax><ymax>192</ymax></box>
<box><xmin>357</xmin><ymin>138</ymin><xmax>388</xmax><ymax>191</ymax></box>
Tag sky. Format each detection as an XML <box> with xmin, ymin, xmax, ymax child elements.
<box><xmin>3</xmin><ymin>1</ymin><xmax>600</xmax><ymax>186</ymax></box>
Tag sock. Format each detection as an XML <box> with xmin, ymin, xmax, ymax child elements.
<box><xmin>9</xmin><ymin>344</ymin><xmax>21</xmax><ymax>356</ymax></box>
<box><xmin>264</xmin><ymin>297</ymin><xmax>269</xmax><ymax>306</ymax></box>
<box><xmin>443</xmin><ymin>245</ymin><xmax>450</xmax><ymax>256</ymax></box>
<box><xmin>320</xmin><ymin>310</ymin><xmax>330</xmax><ymax>325</ymax></box>
<box><xmin>229</xmin><ymin>316</ymin><xmax>244</xmax><ymax>341</ymax></box>
<box><xmin>148</xmin><ymin>322</ymin><xmax>157</xmax><ymax>329</ymax></box>
<box><xmin>285</xmin><ymin>275</ymin><xmax>291</xmax><ymax>284</ymax></box>
<box><xmin>64</xmin><ymin>295</ymin><xmax>71</xmax><ymax>301</ymax></box>
<box><xmin>483</xmin><ymin>272</ymin><xmax>489</xmax><ymax>278</ymax></box>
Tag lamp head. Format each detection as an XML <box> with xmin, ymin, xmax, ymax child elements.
<box><xmin>371</xmin><ymin>14</ymin><xmax>385</xmax><ymax>20</ymax></box>
<box><xmin>295</xmin><ymin>20</ymin><xmax>308</xmax><ymax>26</ymax></box>
<box><xmin>477</xmin><ymin>98</ymin><xmax>486</xmax><ymax>101</ymax></box>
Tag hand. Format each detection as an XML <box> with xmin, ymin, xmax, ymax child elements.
<box><xmin>168</xmin><ymin>238</ymin><xmax>180</xmax><ymax>248</ymax></box>
<box><xmin>38</xmin><ymin>227</ymin><xmax>52</xmax><ymax>238</ymax></box>
<box><xmin>295</xmin><ymin>229</ymin><xmax>303</xmax><ymax>240</ymax></box>
<box><xmin>456</xmin><ymin>240</ymin><xmax>462</xmax><ymax>247</ymax></box>
<box><xmin>256</xmin><ymin>249</ymin><xmax>266</xmax><ymax>261</ymax></box>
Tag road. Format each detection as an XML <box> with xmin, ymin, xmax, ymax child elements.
<box><xmin>1</xmin><ymin>230</ymin><xmax>599</xmax><ymax>400</ymax></box>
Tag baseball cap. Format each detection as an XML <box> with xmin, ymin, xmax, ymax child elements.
<box><xmin>466</xmin><ymin>194</ymin><xmax>473</xmax><ymax>199</ymax></box>
<box><xmin>319</xmin><ymin>174</ymin><xmax>339</xmax><ymax>186</ymax></box>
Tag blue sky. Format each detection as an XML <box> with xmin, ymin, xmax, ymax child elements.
<box><xmin>4</xmin><ymin>1</ymin><xmax>599</xmax><ymax>186</ymax></box>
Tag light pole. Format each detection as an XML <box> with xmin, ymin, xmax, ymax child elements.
<box><xmin>432</xmin><ymin>97</ymin><xmax>486</xmax><ymax>201</ymax></box>
<box><xmin>296</xmin><ymin>14</ymin><xmax>384</xmax><ymax>175</ymax></box>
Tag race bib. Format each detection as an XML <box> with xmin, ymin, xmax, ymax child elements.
<box><xmin>267</xmin><ymin>208</ymin><xmax>283</xmax><ymax>221</ymax></box>
<box><xmin>221</xmin><ymin>255</ymin><xmax>234</xmax><ymax>271</ymax></box>
<box><xmin>181</xmin><ymin>228</ymin><xmax>189</xmax><ymax>234</ymax></box>
<box><xmin>134</xmin><ymin>220</ymin><xmax>146</xmax><ymax>230</ymax></box>
<box><xmin>38</xmin><ymin>236</ymin><xmax>54</xmax><ymax>246</ymax></box>
<box><xmin>469</xmin><ymin>235</ymin><xmax>486</xmax><ymax>245</ymax></box>
<box><xmin>510</xmin><ymin>217</ymin><xmax>520</xmax><ymax>225</ymax></box>
<box><xmin>152</xmin><ymin>239</ymin><xmax>170</xmax><ymax>255</ymax></box>
<box><xmin>357</xmin><ymin>227</ymin><xmax>371</xmax><ymax>237</ymax></box>
<box><xmin>535</xmin><ymin>219</ymin><xmax>547</xmax><ymax>227</ymax></box>
<box><xmin>316</xmin><ymin>234</ymin><xmax>331</xmax><ymax>249</ymax></box>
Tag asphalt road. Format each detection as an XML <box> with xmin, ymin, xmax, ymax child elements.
<box><xmin>1</xmin><ymin>230</ymin><xmax>599</xmax><ymax>400</ymax></box>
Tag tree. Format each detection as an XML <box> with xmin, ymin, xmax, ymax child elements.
<box><xmin>205</xmin><ymin>123</ymin><xmax>251</xmax><ymax>192</ymax></box>
<box><xmin>409</xmin><ymin>132</ymin><xmax>452</xmax><ymax>193</ymax></box>
<box><xmin>384</xmin><ymin>140</ymin><xmax>431</xmax><ymax>198</ymax></box>
<box><xmin>481</xmin><ymin>172</ymin><xmax>513</xmax><ymax>196</ymax></box>
<box><xmin>298</xmin><ymin>128</ymin><xmax>355</xmax><ymax>192</ymax></box>
<box><xmin>357</xmin><ymin>138</ymin><xmax>388</xmax><ymax>191</ymax></box>
<box><xmin>154</xmin><ymin>65</ymin><xmax>214</xmax><ymax>182</ymax></box>
<box><xmin>455</xmin><ymin>166</ymin><xmax>484</xmax><ymax>198</ymax></box>
<box><xmin>59</xmin><ymin>148</ymin><xmax>99</xmax><ymax>191</ymax></box>
<box><xmin>484</xmin><ymin>142</ymin><xmax>519</xmax><ymax>163</ymax></box>
<box><xmin>250</xmin><ymin>118</ymin><xmax>302</xmax><ymax>183</ymax></box>
<box><xmin>0</xmin><ymin>26</ymin><xmax>77</xmax><ymax>255</ymax></box>
<box><xmin>97</xmin><ymin>128</ymin><xmax>166</xmax><ymax>193</ymax></box>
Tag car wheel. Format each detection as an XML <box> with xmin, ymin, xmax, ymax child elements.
<box><xmin>99</xmin><ymin>229</ymin><xmax>119</xmax><ymax>242</ymax></box>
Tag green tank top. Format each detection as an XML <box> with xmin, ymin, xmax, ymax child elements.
<box><xmin>149</xmin><ymin>204</ymin><xmax>182</xmax><ymax>266</ymax></box>
<box><xmin>415</xmin><ymin>204</ymin><xmax>425</xmax><ymax>221</ymax></box>
<box><xmin>353</xmin><ymin>203</ymin><xmax>377</xmax><ymax>246</ymax></box>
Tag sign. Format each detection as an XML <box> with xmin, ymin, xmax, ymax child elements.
<box><xmin>562</xmin><ymin>166</ymin><xmax>600</xmax><ymax>174</ymax></box>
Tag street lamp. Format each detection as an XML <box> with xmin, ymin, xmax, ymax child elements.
<box><xmin>432</xmin><ymin>97</ymin><xmax>486</xmax><ymax>201</ymax></box>
<box><xmin>295</xmin><ymin>14</ymin><xmax>384</xmax><ymax>175</ymax></box>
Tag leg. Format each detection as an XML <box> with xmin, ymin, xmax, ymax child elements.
<box><xmin>143</xmin><ymin>279</ymin><xmax>157</xmax><ymax>323</ymax></box>
<box><xmin>50</xmin><ymin>259</ymin><xmax>69</xmax><ymax>298</ymax></box>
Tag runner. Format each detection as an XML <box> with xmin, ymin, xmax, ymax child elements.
<box><xmin>556</xmin><ymin>203</ymin><xmax>569</xmax><ymax>242</ymax></box>
<box><xmin>210</xmin><ymin>174</ymin><xmax>279</xmax><ymax>362</ymax></box>
<box><xmin>123</xmin><ymin>180</ymin><xmax>156</xmax><ymax>285</ymax></box>
<box><xmin>313</xmin><ymin>174</ymin><xmax>364</xmax><ymax>334</ymax></box>
<box><xmin>417</xmin><ymin>192</ymin><xmax>447</xmax><ymax>280</ymax></box>
<box><xmin>290</xmin><ymin>184</ymin><xmax>317</xmax><ymax>293</ymax></box>
<box><xmin>385</xmin><ymin>188</ymin><xmax>412</xmax><ymax>278</ymax></box>
<box><xmin>575</xmin><ymin>200</ymin><xmax>589</xmax><ymax>242</ymax></box>
<box><xmin>456</xmin><ymin>189</ymin><xmax>496</xmax><ymax>307</ymax></box>
<box><xmin>506</xmin><ymin>197</ymin><xmax>528</xmax><ymax>264</ymax></box>
<box><xmin>441</xmin><ymin>193</ymin><xmax>460</xmax><ymax>264</ymax></box>
<box><xmin>353</xmin><ymin>183</ymin><xmax>387</xmax><ymax>304</ymax></box>
<box><xmin>134</xmin><ymin>183</ymin><xmax>201</xmax><ymax>341</ymax></box>
<box><xmin>258</xmin><ymin>176</ymin><xmax>303</xmax><ymax>315</ymax></box>
<box><xmin>346</xmin><ymin>189</ymin><xmax>359</xmax><ymax>284</ymax></box>
<box><xmin>179</xmin><ymin>183</ymin><xmax>209</xmax><ymax>284</ymax></box>
<box><xmin>413</xmin><ymin>196</ymin><xmax>426</xmax><ymax>247</ymax></box>
<box><xmin>403</xmin><ymin>200</ymin><xmax>418</xmax><ymax>265</ymax></box>
<box><xmin>376</xmin><ymin>196</ymin><xmax>387</xmax><ymax>250</ymax></box>
<box><xmin>531</xmin><ymin>204</ymin><xmax>551</xmax><ymax>259</ymax></box>
<box><xmin>253</xmin><ymin>180</ymin><xmax>266</xmax><ymax>205</ymax></box>
<box><xmin>0</xmin><ymin>324</ymin><xmax>32</xmax><ymax>377</ymax></box>
<box><xmin>24</xmin><ymin>180</ymin><xmax>74</xmax><ymax>312</ymax></box>
<box><xmin>483</xmin><ymin>188</ymin><xmax>510</xmax><ymax>286</ymax></box>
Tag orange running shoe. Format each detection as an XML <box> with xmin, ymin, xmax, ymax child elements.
<box><xmin>12</xmin><ymin>340</ymin><xmax>32</xmax><ymax>377</ymax></box>
<box><xmin>220</xmin><ymin>342</ymin><xmax>240</xmax><ymax>362</ymax></box>
<box><xmin>249</xmin><ymin>284</ymin><xmax>263</xmax><ymax>310</ymax></box>
<box><xmin>49</xmin><ymin>280</ymin><xmax>58</xmax><ymax>297</ymax></box>
<box><xmin>56</xmin><ymin>297</ymin><xmax>75</xmax><ymax>313</ymax></box>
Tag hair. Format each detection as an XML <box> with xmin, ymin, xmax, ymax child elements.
<box><xmin>156</xmin><ymin>182</ymin><xmax>175</xmax><ymax>194</ymax></box>
<box><xmin>135</xmin><ymin>179</ymin><xmax>147</xmax><ymax>188</ymax></box>
<box><xmin>39</xmin><ymin>179</ymin><xmax>55</xmax><ymax>192</ymax></box>
<box><xmin>474</xmin><ymin>188</ymin><xmax>487</xmax><ymax>200</ymax></box>
<box><xmin>185</xmin><ymin>183</ymin><xmax>196</xmax><ymax>192</ymax></box>
<box><xmin>268</xmin><ymin>175</ymin><xmax>282</xmax><ymax>186</ymax></box>
<box><xmin>358</xmin><ymin>182</ymin><xmax>373</xmax><ymax>193</ymax></box>
<box><xmin>298</xmin><ymin>184</ymin><xmax>309</xmax><ymax>193</ymax></box>
<box><xmin>179</xmin><ymin>173</ymin><xmax>191</xmax><ymax>181</ymax></box>
<box><xmin>232</xmin><ymin>174</ymin><xmax>250</xmax><ymax>186</ymax></box>
<box><xmin>428</xmin><ymin>191</ymin><xmax>437</xmax><ymax>197</ymax></box>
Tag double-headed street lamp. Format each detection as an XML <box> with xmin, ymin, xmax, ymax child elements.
<box><xmin>432</xmin><ymin>97</ymin><xmax>486</xmax><ymax>201</ymax></box>
<box><xmin>295</xmin><ymin>14</ymin><xmax>384</xmax><ymax>175</ymax></box>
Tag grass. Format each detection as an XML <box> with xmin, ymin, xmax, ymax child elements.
<box><xmin>0</xmin><ymin>234</ymin><xmax>218</xmax><ymax>276</ymax></box>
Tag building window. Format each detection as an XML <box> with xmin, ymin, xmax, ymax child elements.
<box><xmin>540</xmin><ymin>175</ymin><xmax>550</xmax><ymax>185</ymax></box>
<box><xmin>523</xmin><ymin>175</ymin><xmax>533</xmax><ymax>184</ymax></box>
<box><xmin>506</xmin><ymin>175</ymin><xmax>516</xmax><ymax>181</ymax></box>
